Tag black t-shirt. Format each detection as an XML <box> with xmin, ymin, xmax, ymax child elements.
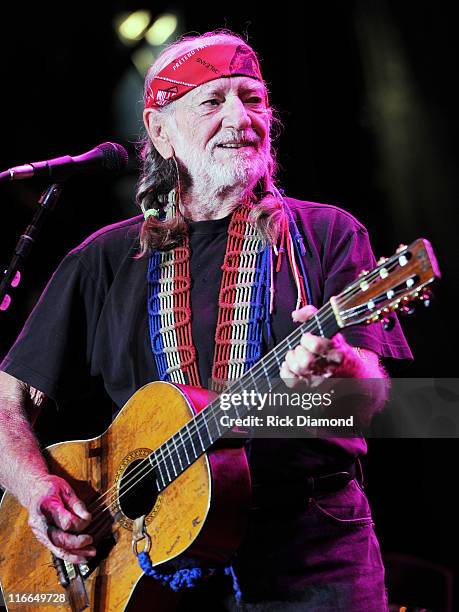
<box><xmin>0</xmin><ymin>197</ymin><xmax>412</xmax><ymax>479</ymax></box>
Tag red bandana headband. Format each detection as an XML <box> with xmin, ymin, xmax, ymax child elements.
<box><xmin>145</xmin><ymin>43</ymin><xmax>265</xmax><ymax>109</ymax></box>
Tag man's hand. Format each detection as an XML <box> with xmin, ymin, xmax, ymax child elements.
<box><xmin>280</xmin><ymin>305</ymin><xmax>379</xmax><ymax>388</ymax></box>
<box><xmin>27</xmin><ymin>474</ymin><xmax>96</xmax><ymax>564</ymax></box>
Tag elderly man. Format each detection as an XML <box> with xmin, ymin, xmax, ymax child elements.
<box><xmin>0</xmin><ymin>30</ymin><xmax>411</xmax><ymax>611</ymax></box>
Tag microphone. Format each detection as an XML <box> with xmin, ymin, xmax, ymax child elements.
<box><xmin>0</xmin><ymin>142</ymin><xmax>129</xmax><ymax>182</ymax></box>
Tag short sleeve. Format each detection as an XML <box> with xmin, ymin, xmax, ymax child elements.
<box><xmin>0</xmin><ymin>252</ymin><xmax>104</xmax><ymax>405</ymax></box>
<box><xmin>322</xmin><ymin>225</ymin><xmax>413</xmax><ymax>364</ymax></box>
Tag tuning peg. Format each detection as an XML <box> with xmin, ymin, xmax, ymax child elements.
<box><xmin>396</xmin><ymin>244</ymin><xmax>407</xmax><ymax>253</ymax></box>
<box><xmin>400</xmin><ymin>303</ymin><xmax>416</xmax><ymax>316</ymax></box>
<box><xmin>377</xmin><ymin>257</ymin><xmax>388</xmax><ymax>265</ymax></box>
<box><xmin>420</xmin><ymin>289</ymin><xmax>432</xmax><ymax>307</ymax></box>
<box><xmin>358</xmin><ymin>269</ymin><xmax>369</xmax><ymax>278</ymax></box>
<box><xmin>381</xmin><ymin>316</ymin><xmax>395</xmax><ymax>331</ymax></box>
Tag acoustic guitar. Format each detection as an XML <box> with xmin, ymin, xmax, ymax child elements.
<box><xmin>0</xmin><ymin>239</ymin><xmax>440</xmax><ymax>611</ymax></box>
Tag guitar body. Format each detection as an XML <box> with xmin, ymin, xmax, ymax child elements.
<box><xmin>0</xmin><ymin>381</ymin><xmax>251</xmax><ymax>611</ymax></box>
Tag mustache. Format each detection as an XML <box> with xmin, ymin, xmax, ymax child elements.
<box><xmin>212</xmin><ymin>130</ymin><xmax>261</xmax><ymax>147</ymax></box>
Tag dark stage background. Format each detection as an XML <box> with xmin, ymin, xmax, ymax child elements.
<box><xmin>1</xmin><ymin>1</ymin><xmax>458</xmax><ymax>609</ymax></box>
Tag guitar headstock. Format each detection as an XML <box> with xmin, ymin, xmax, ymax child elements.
<box><xmin>330</xmin><ymin>239</ymin><xmax>441</xmax><ymax>329</ymax></box>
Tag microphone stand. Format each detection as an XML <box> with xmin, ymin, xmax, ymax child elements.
<box><xmin>0</xmin><ymin>183</ymin><xmax>63</xmax><ymax>312</ymax></box>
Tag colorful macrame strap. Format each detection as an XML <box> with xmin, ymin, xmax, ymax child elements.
<box><xmin>147</xmin><ymin>201</ymin><xmax>276</xmax><ymax>391</ymax></box>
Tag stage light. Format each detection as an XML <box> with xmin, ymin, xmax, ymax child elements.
<box><xmin>115</xmin><ymin>10</ymin><xmax>151</xmax><ymax>44</ymax></box>
<box><xmin>145</xmin><ymin>14</ymin><xmax>178</xmax><ymax>46</ymax></box>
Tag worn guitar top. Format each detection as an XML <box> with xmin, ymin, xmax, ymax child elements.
<box><xmin>1</xmin><ymin>197</ymin><xmax>412</xmax><ymax>479</ymax></box>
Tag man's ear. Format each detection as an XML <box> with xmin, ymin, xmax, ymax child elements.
<box><xmin>143</xmin><ymin>108</ymin><xmax>175</xmax><ymax>160</ymax></box>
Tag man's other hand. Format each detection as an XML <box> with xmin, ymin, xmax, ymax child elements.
<box><xmin>26</xmin><ymin>474</ymin><xmax>96</xmax><ymax>564</ymax></box>
<box><xmin>280</xmin><ymin>305</ymin><xmax>375</xmax><ymax>388</ymax></box>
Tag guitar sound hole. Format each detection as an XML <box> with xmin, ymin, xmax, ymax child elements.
<box><xmin>118</xmin><ymin>458</ymin><xmax>159</xmax><ymax>520</ymax></box>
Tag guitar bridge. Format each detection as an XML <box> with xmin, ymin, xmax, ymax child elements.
<box><xmin>52</xmin><ymin>555</ymin><xmax>89</xmax><ymax>611</ymax></box>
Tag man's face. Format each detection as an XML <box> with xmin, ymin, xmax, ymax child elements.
<box><xmin>164</xmin><ymin>76</ymin><xmax>272</xmax><ymax>193</ymax></box>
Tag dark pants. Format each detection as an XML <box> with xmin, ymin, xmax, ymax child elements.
<box><xmin>178</xmin><ymin>478</ymin><xmax>388</xmax><ymax>611</ymax></box>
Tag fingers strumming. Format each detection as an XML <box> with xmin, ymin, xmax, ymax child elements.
<box><xmin>42</xmin><ymin>498</ymin><xmax>89</xmax><ymax>532</ymax></box>
<box><xmin>48</xmin><ymin>527</ymin><xmax>93</xmax><ymax>550</ymax></box>
<box><xmin>64</xmin><ymin>488</ymin><xmax>92</xmax><ymax>522</ymax></box>
<box><xmin>72</xmin><ymin>500</ymin><xmax>91</xmax><ymax>521</ymax></box>
<box><xmin>32</xmin><ymin>526</ymin><xmax>96</xmax><ymax>564</ymax></box>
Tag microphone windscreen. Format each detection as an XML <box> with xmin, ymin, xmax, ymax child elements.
<box><xmin>97</xmin><ymin>142</ymin><xmax>129</xmax><ymax>172</ymax></box>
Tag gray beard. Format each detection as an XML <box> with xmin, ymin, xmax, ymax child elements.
<box><xmin>177</xmin><ymin>146</ymin><xmax>271</xmax><ymax>212</ymax></box>
<box><xmin>202</xmin><ymin>154</ymin><xmax>261</xmax><ymax>195</ymax></box>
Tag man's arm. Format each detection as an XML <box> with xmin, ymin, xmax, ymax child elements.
<box><xmin>0</xmin><ymin>370</ymin><xmax>96</xmax><ymax>564</ymax></box>
<box><xmin>0</xmin><ymin>371</ymin><xmax>50</xmax><ymax>504</ymax></box>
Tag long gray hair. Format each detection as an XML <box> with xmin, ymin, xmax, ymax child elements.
<box><xmin>135</xmin><ymin>29</ymin><xmax>287</xmax><ymax>256</ymax></box>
